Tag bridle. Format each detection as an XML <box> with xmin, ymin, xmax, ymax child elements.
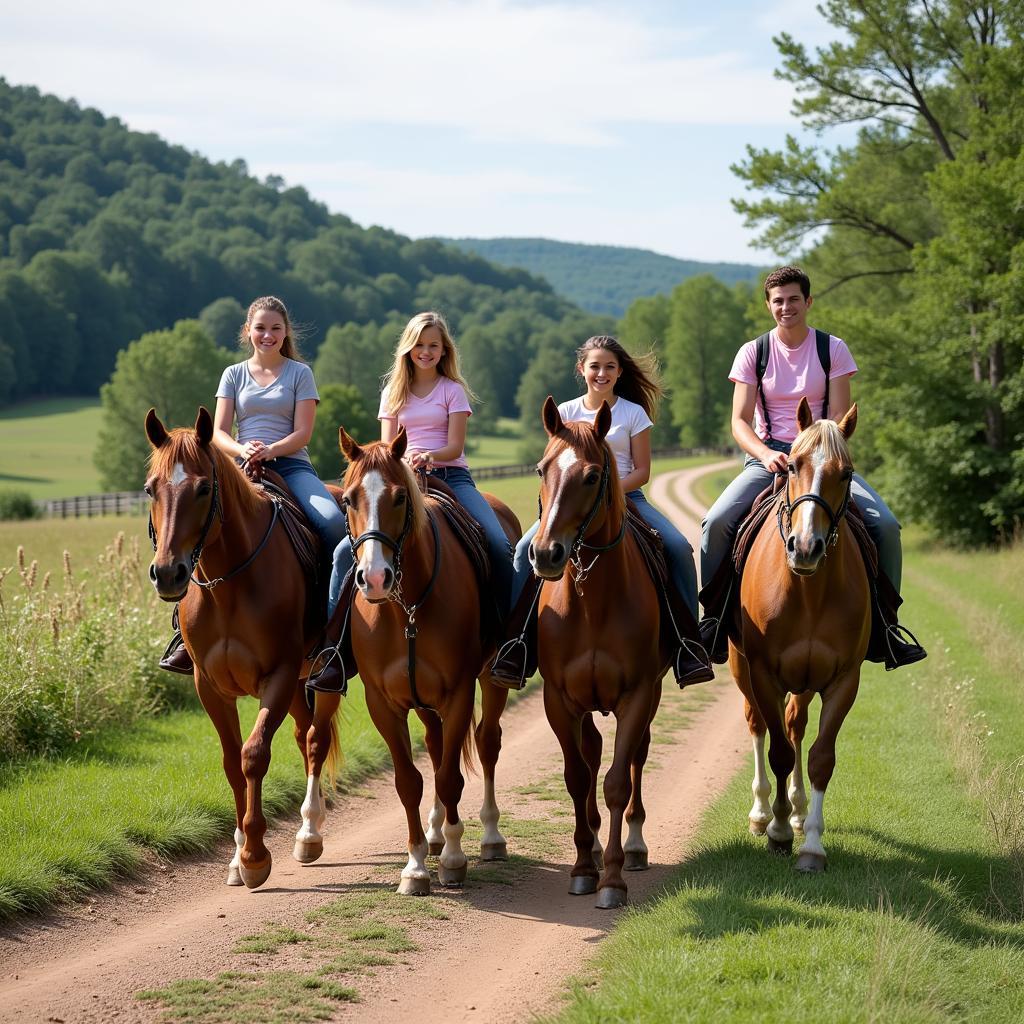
<box><xmin>538</xmin><ymin>445</ymin><xmax>626</xmax><ymax>593</ymax></box>
<box><xmin>776</xmin><ymin>465</ymin><xmax>853</xmax><ymax>553</ymax></box>
<box><xmin>148</xmin><ymin>450</ymin><xmax>280</xmax><ymax>591</ymax></box>
<box><xmin>343</xmin><ymin>471</ymin><xmax>441</xmax><ymax>711</ymax></box>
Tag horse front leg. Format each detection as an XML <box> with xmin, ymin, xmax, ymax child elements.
<box><xmin>796</xmin><ymin>671</ymin><xmax>860</xmax><ymax>873</ymax></box>
<box><xmin>544</xmin><ymin>684</ymin><xmax>600</xmax><ymax>895</ymax></box>
<box><xmin>595</xmin><ymin>689</ymin><xmax>650</xmax><ymax>909</ymax></box>
<box><xmin>730</xmin><ymin>646</ymin><xmax>772</xmax><ymax>835</ymax></box>
<box><xmin>581</xmin><ymin>712</ymin><xmax>604</xmax><ymax>869</ymax></box>
<box><xmin>416</xmin><ymin>708</ymin><xmax>445</xmax><ymax>856</ymax></box>
<box><xmin>238</xmin><ymin>671</ymin><xmax>297</xmax><ymax>888</ymax></box>
<box><xmin>476</xmin><ymin>679</ymin><xmax>510</xmax><ymax>861</ymax></box>
<box><xmin>291</xmin><ymin>688</ymin><xmax>342</xmax><ymax>865</ymax></box>
<box><xmin>785</xmin><ymin>691</ymin><xmax>813</xmax><ymax>834</ymax></box>
<box><xmin>434</xmin><ymin>685</ymin><xmax>476</xmax><ymax>887</ymax></box>
<box><xmin>195</xmin><ymin>676</ymin><xmax>246</xmax><ymax>886</ymax></box>
<box><xmin>623</xmin><ymin>684</ymin><xmax>660</xmax><ymax>872</ymax></box>
<box><xmin>761</xmin><ymin>688</ymin><xmax>796</xmax><ymax>857</ymax></box>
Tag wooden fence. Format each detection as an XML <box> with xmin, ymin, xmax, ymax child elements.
<box><xmin>36</xmin><ymin>446</ymin><xmax>738</xmax><ymax>518</ymax></box>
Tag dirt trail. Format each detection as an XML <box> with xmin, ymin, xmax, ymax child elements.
<box><xmin>0</xmin><ymin>460</ymin><xmax>746</xmax><ymax>1024</ymax></box>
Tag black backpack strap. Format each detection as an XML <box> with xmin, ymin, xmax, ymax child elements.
<box><xmin>754</xmin><ymin>332</ymin><xmax>773</xmax><ymax>441</ymax></box>
<box><xmin>815</xmin><ymin>329</ymin><xmax>832</xmax><ymax>421</ymax></box>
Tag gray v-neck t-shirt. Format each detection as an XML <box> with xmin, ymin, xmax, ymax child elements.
<box><xmin>216</xmin><ymin>359</ymin><xmax>319</xmax><ymax>464</ymax></box>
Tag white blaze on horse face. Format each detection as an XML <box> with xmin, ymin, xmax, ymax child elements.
<box><xmin>541</xmin><ymin>448</ymin><xmax>578</xmax><ymax>543</ymax></box>
<box><xmin>358</xmin><ymin>470</ymin><xmax>392</xmax><ymax>589</ymax></box>
<box><xmin>170</xmin><ymin>462</ymin><xmax>188</xmax><ymax>487</ymax></box>
<box><xmin>793</xmin><ymin>446</ymin><xmax>827</xmax><ymax>548</ymax></box>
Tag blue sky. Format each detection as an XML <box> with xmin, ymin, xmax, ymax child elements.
<box><xmin>1</xmin><ymin>0</ymin><xmax>841</xmax><ymax>263</ymax></box>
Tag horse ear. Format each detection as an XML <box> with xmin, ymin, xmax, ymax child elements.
<box><xmin>796</xmin><ymin>397</ymin><xmax>813</xmax><ymax>432</ymax></box>
<box><xmin>390</xmin><ymin>426</ymin><xmax>409</xmax><ymax>461</ymax></box>
<box><xmin>338</xmin><ymin>426</ymin><xmax>362</xmax><ymax>462</ymax></box>
<box><xmin>542</xmin><ymin>396</ymin><xmax>563</xmax><ymax>437</ymax></box>
<box><xmin>194</xmin><ymin>406</ymin><xmax>214</xmax><ymax>446</ymax></box>
<box><xmin>145</xmin><ymin>408</ymin><xmax>168</xmax><ymax>449</ymax></box>
<box><xmin>837</xmin><ymin>403</ymin><xmax>858</xmax><ymax>439</ymax></box>
<box><xmin>593</xmin><ymin>401</ymin><xmax>612</xmax><ymax>441</ymax></box>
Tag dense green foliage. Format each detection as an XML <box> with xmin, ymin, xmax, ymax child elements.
<box><xmin>442</xmin><ymin>236</ymin><xmax>764</xmax><ymax>316</ymax></box>
<box><xmin>0</xmin><ymin>80</ymin><xmax>578</xmax><ymax>413</ymax></box>
<box><xmin>732</xmin><ymin>1</ymin><xmax>1024</xmax><ymax>545</ymax></box>
<box><xmin>0</xmin><ymin>488</ymin><xmax>39</xmax><ymax>520</ymax></box>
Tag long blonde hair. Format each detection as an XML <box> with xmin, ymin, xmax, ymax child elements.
<box><xmin>380</xmin><ymin>311</ymin><xmax>477</xmax><ymax>415</ymax></box>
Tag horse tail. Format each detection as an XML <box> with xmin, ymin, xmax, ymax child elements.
<box><xmin>322</xmin><ymin>704</ymin><xmax>344</xmax><ymax>790</ymax></box>
<box><xmin>461</xmin><ymin>703</ymin><xmax>478</xmax><ymax>777</ymax></box>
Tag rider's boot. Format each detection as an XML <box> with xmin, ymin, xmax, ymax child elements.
<box><xmin>673</xmin><ymin>637</ymin><xmax>715</xmax><ymax>688</ymax></box>
<box><xmin>490</xmin><ymin>576</ymin><xmax>543</xmax><ymax>690</ymax></box>
<box><xmin>869</xmin><ymin>572</ymin><xmax>927</xmax><ymax>671</ymax></box>
<box><xmin>159</xmin><ymin>606</ymin><xmax>194</xmax><ymax>674</ymax></box>
<box><xmin>698</xmin><ymin>614</ymin><xmax>730</xmax><ymax>665</ymax></box>
<box><xmin>306</xmin><ymin>571</ymin><xmax>357</xmax><ymax>694</ymax></box>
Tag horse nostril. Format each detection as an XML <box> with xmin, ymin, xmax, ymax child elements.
<box><xmin>528</xmin><ymin>543</ymin><xmax>535</xmax><ymax>563</ymax></box>
<box><xmin>383</xmin><ymin>567</ymin><xmax>394</xmax><ymax>590</ymax></box>
<box><xmin>786</xmin><ymin>535</ymin><xmax>796</xmax><ymax>554</ymax></box>
<box><xmin>355</xmin><ymin>568</ymin><xmax>366</xmax><ymax>589</ymax></box>
<box><xmin>812</xmin><ymin>538</ymin><xmax>825</xmax><ymax>559</ymax></box>
<box><xmin>149</xmin><ymin>563</ymin><xmax>157</xmax><ymax>582</ymax></box>
<box><xmin>174</xmin><ymin>563</ymin><xmax>188</xmax><ymax>585</ymax></box>
<box><xmin>551</xmin><ymin>542</ymin><xmax>565</xmax><ymax>563</ymax></box>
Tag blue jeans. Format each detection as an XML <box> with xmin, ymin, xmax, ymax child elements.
<box><xmin>329</xmin><ymin>465</ymin><xmax>514</xmax><ymax>618</ymax></box>
<box><xmin>510</xmin><ymin>489</ymin><xmax>699</xmax><ymax>619</ymax></box>
<box><xmin>267</xmin><ymin>456</ymin><xmax>348</xmax><ymax>601</ymax></box>
<box><xmin>700</xmin><ymin>453</ymin><xmax>902</xmax><ymax>595</ymax></box>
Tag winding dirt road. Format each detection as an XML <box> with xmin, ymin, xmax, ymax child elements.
<box><xmin>0</xmin><ymin>460</ymin><xmax>747</xmax><ymax>1024</ymax></box>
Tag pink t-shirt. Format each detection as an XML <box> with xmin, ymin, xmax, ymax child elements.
<box><xmin>729</xmin><ymin>329</ymin><xmax>858</xmax><ymax>443</ymax></box>
<box><xmin>378</xmin><ymin>377</ymin><xmax>473</xmax><ymax>469</ymax></box>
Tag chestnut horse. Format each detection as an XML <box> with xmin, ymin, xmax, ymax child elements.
<box><xmin>531</xmin><ymin>397</ymin><xmax>669</xmax><ymax>909</ymax></box>
<box><xmin>145</xmin><ymin>407</ymin><xmax>343</xmax><ymax>889</ymax></box>
<box><xmin>338</xmin><ymin>426</ymin><xmax>521</xmax><ymax>895</ymax></box>
<box><xmin>730</xmin><ymin>398</ymin><xmax>869</xmax><ymax>872</ymax></box>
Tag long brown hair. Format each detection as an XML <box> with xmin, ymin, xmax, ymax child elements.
<box><xmin>576</xmin><ymin>335</ymin><xmax>664</xmax><ymax>419</ymax></box>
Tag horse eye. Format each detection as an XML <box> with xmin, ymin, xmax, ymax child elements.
<box><xmin>395</xmin><ymin>492</ymin><xmax>406</xmax><ymax>506</ymax></box>
<box><xmin>535</xmin><ymin>467</ymin><xmax>543</xmax><ymax>478</ymax></box>
<box><xmin>787</xmin><ymin>464</ymin><xmax>797</xmax><ymax>474</ymax></box>
<box><xmin>144</xmin><ymin>483</ymin><xmax>153</xmax><ymax>497</ymax></box>
<box><xmin>196</xmin><ymin>482</ymin><xmax>211</xmax><ymax>497</ymax></box>
<box><xmin>584</xmin><ymin>471</ymin><xmax>600</xmax><ymax>486</ymax></box>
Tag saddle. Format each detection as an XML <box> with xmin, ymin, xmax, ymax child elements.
<box><xmin>698</xmin><ymin>479</ymin><xmax>898</xmax><ymax>663</ymax></box>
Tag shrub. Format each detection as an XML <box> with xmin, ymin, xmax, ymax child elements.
<box><xmin>0</xmin><ymin>490</ymin><xmax>40</xmax><ymax>521</ymax></box>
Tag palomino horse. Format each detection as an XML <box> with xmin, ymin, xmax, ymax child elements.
<box><xmin>145</xmin><ymin>407</ymin><xmax>343</xmax><ymax>889</ymax></box>
<box><xmin>338</xmin><ymin>426</ymin><xmax>521</xmax><ymax>895</ymax></box>
<box><xmin>531</xmin><ymin>397</ymin><xmax>669</xmax><ymax>909</ymax></box>
<box><xmin>730</xmin><ymin>398</ymin><xmax>869</xmax><ymax>872</ymax></box>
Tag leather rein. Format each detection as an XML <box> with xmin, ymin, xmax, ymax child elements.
<box><xmin>344</xmin><ymin>476</ymin><xmax>442</xmax><ymax>712</ymax></box>
<box><xmin>148</xmin><ymin>451</ymin><xmax>280</xmax><ymax>591</ymax></box>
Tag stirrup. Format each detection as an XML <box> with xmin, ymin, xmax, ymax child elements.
<box><xmin>883</xmin><ymin>623</ymin><xmax>927</xmax><ymax>672</ymax></box>
<box><xmin>159</xmin><ymin>631</ymin><xmax>194</xmax><ymax>675</ymax></box>
<box><xmin>698</xmin><ymin>616</ymin><xmax>729</xmax><ymax>665</ymax></box>
<box><xmin>674</xmin><ymin>638</ymin><xmax>715</xmax><ymax>688</ymax></box>
<box><xmin>490</xmin><ymin>637</ymin><xmax>529</xmax><ymax>691</ymax></box>
<box><xmin>305</xmin><ymin>644</ymin><xmax>350</xmax><ymax>695</ymax></box>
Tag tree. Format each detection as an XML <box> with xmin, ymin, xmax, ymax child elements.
<box><xmin>307</xmin><ymin>383</ymin><xmax>375</xmax><ymax>481</ymax></box>
<box><xmin>94</xmin><ymin>320</ymin><xmax>232</xmax><ymax>490</ymax></box>
<box><xmin>198</xmin><ymin>296</ymin><xmax>245</xmax><ymax>349</ymax></box>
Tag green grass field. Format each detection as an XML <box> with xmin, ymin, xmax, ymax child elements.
<box><xmin>542</xmin><ymin>534</ymin><xmax>1024</xmax><ymax>1023</ymax></box>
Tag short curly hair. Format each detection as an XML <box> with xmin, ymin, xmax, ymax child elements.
<box><xmin>763</xmin><ymin>266</ymin><xmax>811</xmax><ymax>301</ymax></box>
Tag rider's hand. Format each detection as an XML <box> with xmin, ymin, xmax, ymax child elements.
<box><xmin>760</xmin><ymin>448</ymin><xmax>788</xmax><ymax>474</ymax></box>
<box><xmin>243</xmin><ymin>440</ymin><xmax>268</xmax><ymax>462</ymax></box>
<box><xmin>408</xmin><ymin>451</ymin><xmax>434</xmax><ymax>471</ymax></box>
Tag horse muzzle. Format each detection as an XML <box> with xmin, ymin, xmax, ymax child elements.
<box><xmin>356</xmin><ymin>562</ymin><xmax>395</xmax><ymax>602</ymax></box>
<box><xmin>530</xmin><ymin>539</ymin><xmax>569</xmax><ymax>580</ymax></box>
<box><xmin>149</xmin><ymin>559</ymin><xmax>190</xmax><ymax>601</ymax></box>
<box><xmin>786</xmin><ymin>532</ymin><xmax>825</xmax><ymax>576</ymax></box>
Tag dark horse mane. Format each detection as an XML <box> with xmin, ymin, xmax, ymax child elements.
<box><xmin>543</xmin><ymin>420</ymin><xmax>627</xmax><ymax>527</ymax></box>
<box><xmin>148</xmin><ymin>429</ymin><xmax>267</xmax><ymax>522</ymax></box>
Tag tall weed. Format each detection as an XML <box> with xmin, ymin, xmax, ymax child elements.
<box><xmin>0</xmin><ymin>534</ymin><xmax>188</xmax><ymax>761</ymax></box>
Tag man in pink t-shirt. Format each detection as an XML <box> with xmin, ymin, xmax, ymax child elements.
<box><xmin>699</xmin><ymin>266</ymin><xmax>925</xmax><ymax>671</ymax></box>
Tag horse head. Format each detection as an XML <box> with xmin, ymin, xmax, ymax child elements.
<box><xmin>531</xmin><ymin>396</ymin><xmax>621</xmax><ymax>579</ymax></box>
<box><xmin>144</xmin><ymin>406</ymin><xmax>226</xmax><ymax>601</ymax></box>
<box><xmin>339</xmin><ymin>425</ymin><xmax>427</xmax><ymax>602</ymax></box>
<box><xmin>783</xmin><ymin>397</ymin><xmax>858</xmax><ymax>576</ymax></box>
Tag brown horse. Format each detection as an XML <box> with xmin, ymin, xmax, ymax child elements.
<box><xmin>338</xmin><ymin>426</ymin><xmax>521</xmax><ymax>895</ymax></box>
<box><xmin>730</xmin><ymin>398</ymin><xmax>869</xmax><ymax>872</ymax></box>
<box><xmin>145</xmin><ymin>407</ymin><xmax>343</xmax><ymax>889</ymax></box>
<box><xmin>530</xmin><ymin>397</ymin><xmax>669</xmax><ymax>909</ymax></box>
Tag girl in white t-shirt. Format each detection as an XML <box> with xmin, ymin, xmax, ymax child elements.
<box><xmin>326</xmin><ymin>311</ymin><xmax>513</xmax><ymax>622</ymax></box>
<box><xmin>493</xmin><ymin>336</ymin><xmax>713</xmax><ymax>688</ymax></box>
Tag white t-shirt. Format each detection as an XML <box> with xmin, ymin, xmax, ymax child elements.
<box><xmin>558</xmin><ymin>395</ymin><xmax>652</xmax><ymax>480</ymax></box>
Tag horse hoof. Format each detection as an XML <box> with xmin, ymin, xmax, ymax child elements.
<box><xmin>428</xmin><ymin>841</ymin><xmax>444</xmax><ymax>857</ymax></box>
<box><xmin>623</xmin><ymin>850</ymin><xmax>649</xmax><ymax>871</ymax></box>
<box><xmin>749</xmin><ymin>818</ymin><xmax>769</xmax><ymax>836</ymax></box>
<box><xmin>595</xmin><ymin>886</ymin><xmax>628</xmax><ymax>910</ymax></box>
<box><xmin>293</xmin><ymin>838</ymin><xmax>323</xmax><ymax>864</ymax></box>
<box><xmin>239</xmin><ymin>855</ymin><xmax>272</xmax><ymax>889</ymax></box>
<box><xmin>226</xmin><ymin>865</ymin><xmax>244</xmax><ymax>886</ymax></box>
<box><xmin>438</xmin><ymin>863</ymin><xmax>468</xmax><ymax>887</ymax></box>
<box><xmin>569</xmin><ymin>875</ymin><xmax>598</xmax><ymax>896</ymax></box>
<box><xmin>795</xmin><ymin>851</ymin><xmax>828</xmax><ymax>873</ymax></box>
<box><xmin>766</xmin><ymin>836</ymin><xmax>793</xmax><ymax>857</ymax></box>
<box><xmin>480</xmin><ymin>841</ymin><xmax>508</xmax><ymax>861</ymax></box>
<box><xmin>398</xmin><ymin>875</ymin><xmax>431</xmax><ymax>896</ymax></box>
